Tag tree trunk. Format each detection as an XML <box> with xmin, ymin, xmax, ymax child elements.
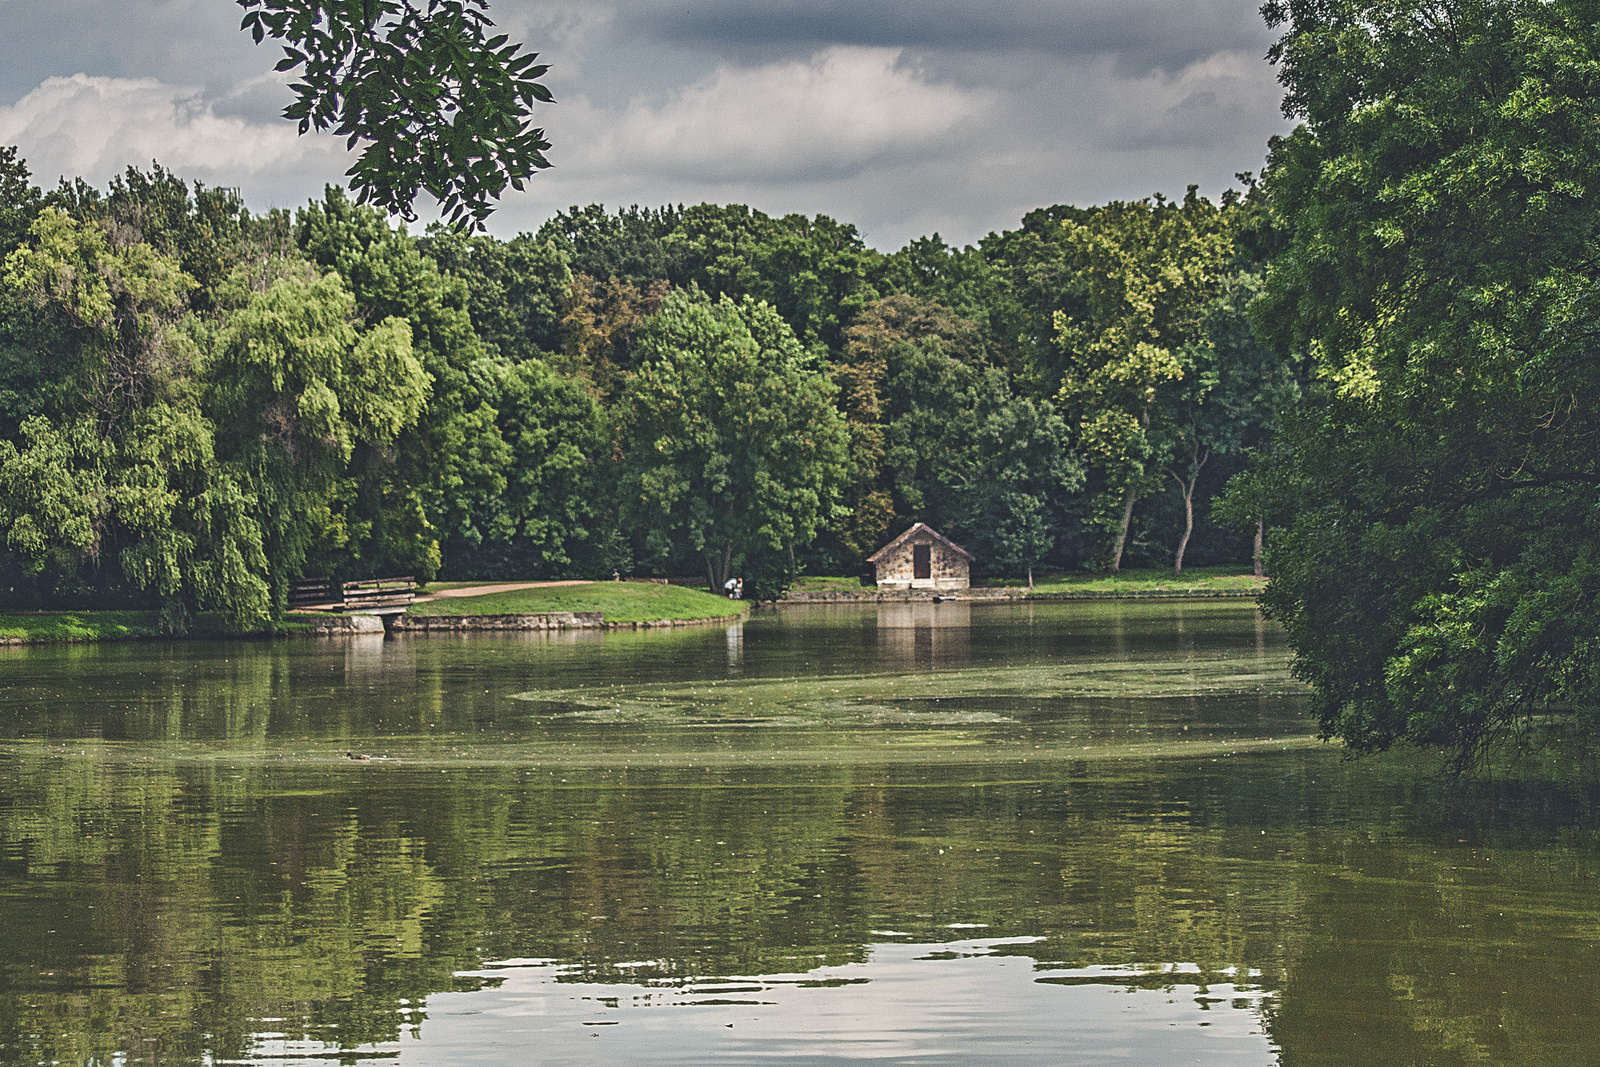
<box><xmin>1111</xmin><ymin>409</ymin><xmax>1153</xmax><ymax>574</ymax></box>
<box><xmin>1027</xmin><ymin>563</ymin><xmax>1034</xmax><ymax>589</ymax></box>
<box><xmin>1173</xmin><ymin>480</ymin><xmax>1195</xmax><ymax>577</ymax></box>
<box><xmin>1109</xmin><ymin>491</ymin><xmax>1137</xmax><ymax>573</ymax></box>
<box><xmin>705</xmin><ymin>542</ymin><xmax>733</xmax><ymax>594</ymax></box>
<box><xmin>1253</xmin><ymin>515</ymin><xmax>1265</xmax><ymax>578</ymax></box>
<box><xmin>1169</xmin><ymin>443</ymin><xmax>1208</xmax><ymax>578</ymax></box>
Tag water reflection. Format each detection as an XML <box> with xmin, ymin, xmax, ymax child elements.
<box><xmin>874</xmin><ymin>601</ymin><xmax>971</xmax><ymax>666</ymax></box>
<box><xmin>345</xmin><ymin>630</ymin><xmax>412</xmax><ymax>684</ymax></box>
<box><xmin>0</xmin><ymin>602</ymin><xmax>1597</xmax><ymax>1065</ymax></box>
<box><xmin>396</xmin><ymin>945</ymin><xmax>1276</xmax><ymax>1066</ymax></box>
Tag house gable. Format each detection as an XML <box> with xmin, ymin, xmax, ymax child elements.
<box><xmin>868</xmin><ymin>523</ymin><xmax>973</xmax><ymax>590</ymax></box>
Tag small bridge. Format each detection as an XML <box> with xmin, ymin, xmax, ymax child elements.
<box><xmin>289</xmin><ymin>577</ymin><xmax>417</xmax><ymax>615</ymax></box>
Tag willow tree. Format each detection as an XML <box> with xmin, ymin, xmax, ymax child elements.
<box><xmin>206</xmin><ymin>271</ymin><xmax>430</xmax><ymax>622</ymax></box>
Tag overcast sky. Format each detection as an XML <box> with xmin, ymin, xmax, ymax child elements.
<box><xmin>0</xmin><ymin>0</ymin><xmax>1292</xmax><ymax>250</ymax></box>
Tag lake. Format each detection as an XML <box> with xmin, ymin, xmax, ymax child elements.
<box><xmin>1</xmin><ymin>600</ymin><xmax>1597</xmax><ymax>1065</ymax></box>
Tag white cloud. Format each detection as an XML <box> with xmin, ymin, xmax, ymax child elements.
<box><xmin>556</xmin><ymin>46</ymin><xmax>996</xmax><ymax>183</ymax></box>
<box><xmin>0</xmin><ymin>72</ymin><xmax>347</xmax><ymax>204</ymax></box>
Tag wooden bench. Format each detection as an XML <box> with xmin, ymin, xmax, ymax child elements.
<box><xmin>340</xmin><ymin>577</ymin><xmax>416</xmax><ymax>614</ymax></box>
<box><xmin>288</xmin><ymin>576</ymin><xmax>416</xmax><ymax>613</ymax></box>
<box><xmin>288</xmin><ymin>579</ymin><xmax>339</xmax><ymax>610</ymax></box>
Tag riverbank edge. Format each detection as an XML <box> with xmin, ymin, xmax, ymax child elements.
<box><xmin>0</xmin><ymin>612</ymin><xmax>318</xmax><ymax>646</ymax></box>
<box><xmin>310</xmin><ymin>609</ymin><xmax>745</xmax><ymax>635</ymax></box>
<box><xmin>779</xmin><ymin>588</ymin><xmax>1260</xmax><ymax>604</ymax></box>
<box><xmin>2</xmin><ymin>589</ymin><xmax>1242</xmax><ymax>645</ymax></box>
<box><xmin>0</xmin><ymin>608</ymin><xmax>748</xmax><ymax>645</ymax></box>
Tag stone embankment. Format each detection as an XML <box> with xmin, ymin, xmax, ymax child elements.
<box><xmin>780</xmin><ymin>587</ymin><xmax>1257</xmax><ymax>604</ymax></box>
<box><xmin>305</xmin><ymin>614</ymin><xmax>387</xmax><ymax>633</ymax></box>
<box><xmin>393</xmin><ymin>611</ymin><xmax>603</xmax><ymax>632</ymax></box>
<box><xmin>781</xmin><ymin>588</ymin><xmax>1013</xmax><ymax>603</ymax></box>
<box><xmin>309</xmin><ymin>610</ymin><xmax>742</xmax><ymax>634</ymax></box>
<box><xmin>599</xmin><ymin>614</ymin><xmax>744</xmax><ymax>629</ymax></box>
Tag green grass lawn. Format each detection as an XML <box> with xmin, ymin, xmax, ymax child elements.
<box><xmin>1020</xmin><ymin>566</ymin><xmax>1264</xmax><ymax>595</ymax></box>
<box><xmin>1</xmin><ymin>610</ymin><xmax>320</xmax><ymax>643</ymax></box>
<box><xmin>408</xmin><ymin>581</ymin><xmax>743</xmax><ymax>623</ymax></box>
<box><xmin>790</xmin><ymin>575</ymin><xmax>865</xmax><ymax>592</ymax></box>
<box><xmin>0</xmin><ymin>610</ymin><xmax>165</xmax><ymax>643</ymax></box>
<box><xmin>786</xmin><ymin>567</ymin><xmax>1261</xmax><ymax>597</ymax></box>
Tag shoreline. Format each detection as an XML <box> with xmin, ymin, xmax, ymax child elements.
<box><xmin>0</xmin><ymin>607</ymin><xmax>749</xmax><ymax>645</ymax></box>
<box><xmin>1</xmin><ymin>588</ymin><xmax>1254</xmax><ymax>646</ymax></box>
<box><xmin>385</xmin><ymin>611</ymin><xmax>744</xmax><ymax>633</ymax></box>
<box><xmin>778</xmin><ymin>587</ymin><xmax>1260</xmax><ymax>604</ymax></box>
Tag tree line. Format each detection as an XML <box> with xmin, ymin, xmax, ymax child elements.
<box><xmin>0</xmin><ymin>155</ymin><xmax>1285</xmax><ymax>624</ymax></box>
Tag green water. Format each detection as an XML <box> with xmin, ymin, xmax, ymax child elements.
<box><xmin>0</xmin><ymin>600</ymin><xmax>1596</xmax><ymax>1065</ymax></box>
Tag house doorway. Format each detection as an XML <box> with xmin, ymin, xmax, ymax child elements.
<box><xmin>913</xmin><ymin>543</ymin><xmax>931</xmax><ymax>580</ymax></box>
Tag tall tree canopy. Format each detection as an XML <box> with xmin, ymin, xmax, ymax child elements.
<box><xmin>1051</xmin><ymin>189</ymin><xmax>1236</xmax><ymax>571</ymax></box>
<box><xmin>1254</xmin><ymin>0</ymin><xmax>1600</xmax><ymax>770</ymax></box>
<box><xmin>614</xmin><ymin>290</ymin><xmax>850</xmax><ymax>592</ymax></box>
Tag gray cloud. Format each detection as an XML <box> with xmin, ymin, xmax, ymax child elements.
<box><xmin>0</xmin><ymin>0</ymin><xmax>258</xmax><ymax>105</ymax></box>
<box><xmin>0</xmin><ymin>0</ymin><xmax>1292</xmax><ymax>249</ymax></box>
<box><xmin>615</xmin><ymin>0</ymin><xmax>1276</xmax><ymax>75</ymax></box>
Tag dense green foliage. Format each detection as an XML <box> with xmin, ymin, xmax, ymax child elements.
<box><xmin>1247</xmin><ymin>0</ymin><xmax>1600</xmax><ymax>769</ymax></box>
<box><xmin>614</xmin><ymin>290</ymin><xmax>850</xmax><ymax>591</ymax></box>
<box><xmin>0</xmin><ymin>145</ymin><xmax>1280</xmax><ymax>629</ymax></box>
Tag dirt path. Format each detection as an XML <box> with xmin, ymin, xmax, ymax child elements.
<box><xmin>412</xmin><ymin>580</ymin><xmax>591</xmax><ymax>604</ymax></box>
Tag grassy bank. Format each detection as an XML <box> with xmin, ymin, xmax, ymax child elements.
<box><xmin>791</xmin><ymin>576</ymin><xmax>866</xmax><ymax>593</ymax></box>
<box><xmin>0</xmin><ymin>611</ymin><xmax>165</xmax><ymax>644</ymax></box>
<box><xmin>0</xmin><ymin>611</ymin><xmax>320</xmax><ymax>644</ymax></box>
<box><xmin>1019</xmin><ymin>566</ymin><xmax>1264</xmax><ymax>596</ymax></box>
<box><xmin>408</xmin><ymin>581</ymin><xmax>743</xmax><ymax>624</ymax></box>
<box><xmin>784</xmin><ymin>567</ymin><xmax>1263</xmax><ymax>599</ymax></box>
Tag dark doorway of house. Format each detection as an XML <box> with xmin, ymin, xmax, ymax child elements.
<box><xmin>914</xmin><ymin>543</ymin><xmax>932</xmax><ymax>580</ymax></box>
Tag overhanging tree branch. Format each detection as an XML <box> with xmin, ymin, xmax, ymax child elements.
<box><xmin>238</xmin><ymin>0</ymin><xmax>553</xmax><ymax>229</ymax></box>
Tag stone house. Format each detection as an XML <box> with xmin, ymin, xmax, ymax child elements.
<box><xmin>867</xmin><ymin>523</ymin><xmax>974</xmax><ymax>591</ymax></box>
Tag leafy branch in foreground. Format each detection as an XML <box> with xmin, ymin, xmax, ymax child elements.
<box><xmin>238</xmin><ymin>0</ymin><xmax>553</xmax><ymax>229</ymax></box>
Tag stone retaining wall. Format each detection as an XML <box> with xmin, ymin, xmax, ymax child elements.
<box><xmin>393</xmin><ymin>612</ymin><xmax>603</xmax><ymax>632</ymax></box>
<box><xmin>306</xmin><ymin>614</ymin><xmax>386</xmax><ymax>633</ymax></box>
<box><xmin>603</xmin><ymin>613</ymin><xmax>743</xmax><ymax>629</ymax></box>
<box><xmin>783</xmin><ymin>588</ymin><xmax>1012</xmax><ymax>603</ymax></box>
<box><xmin>309</xmin><ymin>610</ymin><xmax>743</xmax><ymax>634</ymax></box>
<box><xmin>781</xmin><ymin>587</ymin><xmax>1258</xmax><ymax>604</ymax></box>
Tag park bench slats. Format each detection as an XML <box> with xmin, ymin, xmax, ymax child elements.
<box><xmin>288</xmin><ymin>579</ymin><xmax>339</xmax><ymax>608</ymax></box>
<box><xmin>289</xmin><ymin>576</ymin><xmax>416</xmax><ymax>612</ymax></box>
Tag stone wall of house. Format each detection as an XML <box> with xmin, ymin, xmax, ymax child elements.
<box><xmin>873</xmin><ymin>535</ymin><xmax>970</xmax><ymax>590</ymax></box>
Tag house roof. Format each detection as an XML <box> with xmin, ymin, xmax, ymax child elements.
<box><xmin>866</xmin><ymin>522</ymin><xmax>975</xmax><ymax>563</ymax></box>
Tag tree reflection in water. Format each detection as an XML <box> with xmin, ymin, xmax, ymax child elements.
<box><xmin>0</xmin><ymin>602</ymin><xmax>1596</xmax><ymax>1065</ymax></box>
